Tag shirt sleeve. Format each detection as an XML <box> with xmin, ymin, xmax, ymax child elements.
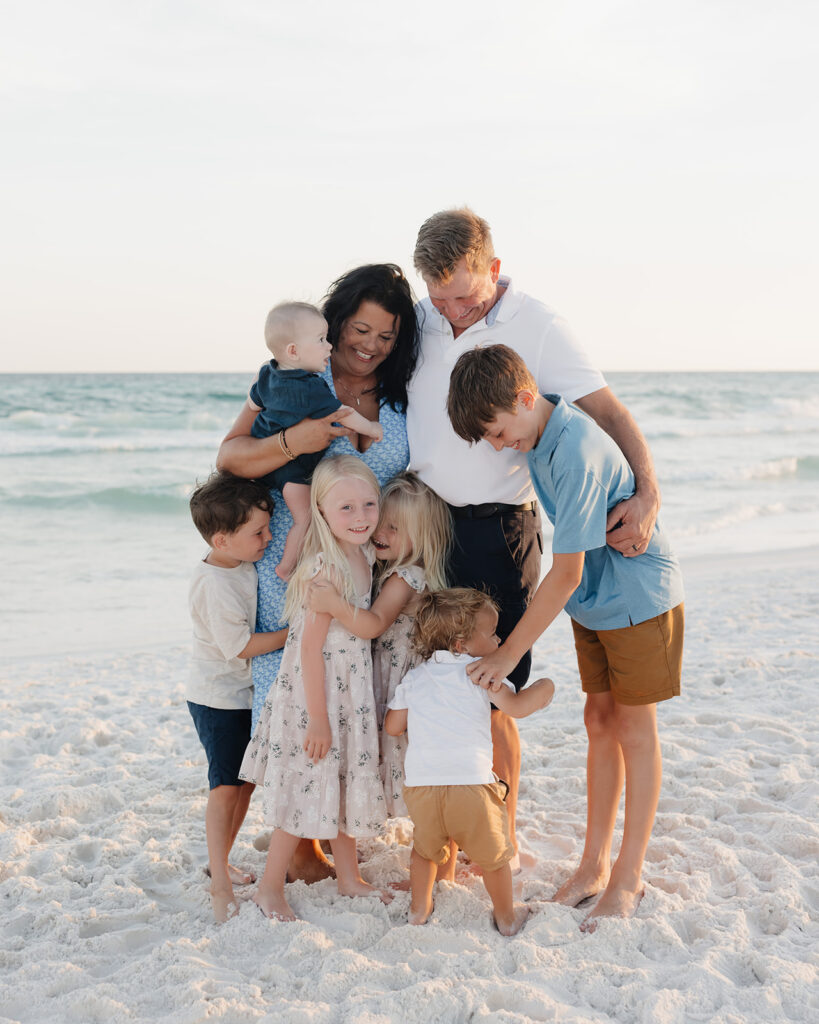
<box><xmin>533</xmin><ymin>314</ymin><xmax>607</xmax><ymax>404</ymax></box>
<box><xmin>193</xmin><ymin>577</ymin><xmax>253</xmax><ymax>661</ymax></box>
<box><xmin>550</xmin><ymin>457</ymin><xmax>609</xmax><ymax>554</ymax></box>
<box><xmin>248</xmin><ymin>363</ymin><xmax>271</xmax><ymax>410</ymax></box>
<box><xmin>388</xmin><ymin>678</ymin><xmax>411</xmax><ymax>711</ymax></box>
<box><xmin>298</xmin><ymin>376</ymin><xmax>343</xmax><ymax>419</ymax></box>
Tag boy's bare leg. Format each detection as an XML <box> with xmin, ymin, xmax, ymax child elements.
<box><xmin>409</xmin><ymin>848</ymin><xmax>437</xmax><ymax>925</ymax></box>
<box><xmin>287</xmin><ymin>838</ymin><xmax>335</xmax><ymax>882</ymax></box>
<box><xmin>330</xmin><ymin>831</ymin><xmax>393</xmax><ymax>903</ymax></box>
<box><xmin>553</xmin><ymin>692</ymin><xmax>624</xmax><ymax>906</ymax></box>
<box><xmin>582</xmin><ymin>702</ymin><xmax>660</xmax><ymax>930</ymax></box>
<box><xmin>491</xmin><ymin>709</ymin><xmax>521</xmax><ymax>871</ymax></box>
<box><xmin>215</xmin><ymin>781</ymin><xmax>255</xmax><ymax>885</ymax></box>
<box><xmin>482</xmin><ymin>861</ymin><xmax>529</xmax><ymax>936</ymax></box>
<box><xmin>277</xmin><ymin>482</ymin><xmax>311</xmax><ymax>580</ymax></box>
<box><xmin>205</xmin><ymin>785</ymin><xmax>244</xmax><ymax>921</ymax></box>
<box><xmin>254</xmin><ymin>829</ymin><xmax>301</xmax><ymax>920</ymax></box>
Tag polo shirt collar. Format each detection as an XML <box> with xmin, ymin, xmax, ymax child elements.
<box><xmin>430</xmin><ymin>649</ymin><xmax>471</xmax><ymax>665</ymax></box>
<box><xmin>533</xmin><ymin>394</ymin><xmax>572</xmax><ymax>460</ymax></box>
<box><xmin>425</xmin><ymin>275</ymin><xmax>523</xmax><ymax>334</ymax></box>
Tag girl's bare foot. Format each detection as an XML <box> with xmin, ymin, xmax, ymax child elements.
<box><xmin>408</xmin><ymin>898</ymin><xmax>434</xmax><ymax>926</ymax></box>
<box><xmin>210</xmin><ymin>887</ymin><xmax>239</xmax><ymax>924</ymax></box>
<box><xmin>551</xmin><ymin>867</ymin><xmax>609</xmax><ymax>908</ymax></box>
<box><xmin>337</xmin><ymin>878</ymin><xmax>394</xmax><ymax>904</ymax></box>
<box><xmin>580</xmin><ymin>886</ymin><xmax>644</xmax><ymax>932</ymax></box>
<box><xmin>206</xmin><ymin>864</ymin><xmax>256</xmax><ymax>886</ymax></box>
<box><xmin>253</xmin><ymin>891</ymin><xmax>298</xmax><ymax>922</ymax></box>
<box><xmin>492</xmin><ymin>903</ymin><xmax>530</xmax><ymax>937</ymax></box>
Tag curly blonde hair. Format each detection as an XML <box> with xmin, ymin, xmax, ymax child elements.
<box><xmin>412</xmin><ymin>587</ymin><xmax>498</xmax><ymax>661</ymax></box>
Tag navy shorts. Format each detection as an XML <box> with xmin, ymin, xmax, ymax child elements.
<box><xmin>187</xmin><ymin>702</ymin><xmax>252</xmax><ymax>789</ymax></box>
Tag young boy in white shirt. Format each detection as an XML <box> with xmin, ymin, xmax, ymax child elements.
<box><xmin>384</xmin><ymin>588</ymin><xmax>554</xmax><ymax>936</ymax></box>
<box><xmin>188</xmin><ymin>472</ymin><xmax>288</xmax><ymax>921</ymax></box>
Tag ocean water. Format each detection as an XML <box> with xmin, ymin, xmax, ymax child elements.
<box><xmin>1</xmin><ymin>372</ymin><xmax>817</xmax><ymax>662</ymax></box>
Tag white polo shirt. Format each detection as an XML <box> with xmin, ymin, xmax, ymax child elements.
<box><xmin>406</xmin><ymin>277</ymin><xmax>606</xmax><ymax>506</ymax></box>
<box><xmin>388</xmin><ymin>651</ymin><xmax>514</xmax><ymax>786</ymax></box>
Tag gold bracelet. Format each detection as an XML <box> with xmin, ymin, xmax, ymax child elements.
<box><xmin>278</xmin><ymin>429</ymin><xmax>296</xmax><ymax>461</ymax></box>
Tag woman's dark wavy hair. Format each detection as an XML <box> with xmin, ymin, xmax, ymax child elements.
<box><xmin>321</xmin><ymin>263</ymin><xmax>419</xmax><ymax>412</ymax></box>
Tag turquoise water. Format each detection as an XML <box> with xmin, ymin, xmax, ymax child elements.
<box><xmin>2</xmin><ymin>372</ymin><xmax>817</xmax><ymax>660</ymax></box>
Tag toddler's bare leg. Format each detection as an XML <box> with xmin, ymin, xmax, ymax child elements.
<box><xmin>277</xmin><ymin>483</ymin><xmax>311</xmax><ymax>580</ymax></box>
<box><xmin>205</xmin><ymin>785</ymin><xmax>243</xmax><ymax>922</ymax></box>
<box><xmin>435</xmin><ymin>839</ymin><xmax>458</xmax><ymax>882</ymax></box>
<box><xmin>553</xmin><ymin>692</ymin><xmax>622</xmax><ymax>906</ymax></box>
<box><xmin>254</xmin><ymin>829</ymin><xmax>302</xmax><ymax>920</ymax></box>
<box><xmin>330</xmin><ymin>832</ymin><xmax>393</xmax><ymax>903</ymax></box>
<box><xmin>582</xmin><ymin>703</ymin><xmax>660</xmax><ymax>931</ymax></box>
<box><xmin>482</xmin><ymin>861</ymin><xmax>529</xmax><ymax>936</ymax></box>
<box><xmin>409</xmin><ymin>848</ymin><xmax>437</xmax><ymax>925</ymax></box>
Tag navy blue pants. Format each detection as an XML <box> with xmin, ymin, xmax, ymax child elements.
<box><xmin>447</xmin><ymin>505</ymin><xmax>543</xmax><ymax>691</ymax></box>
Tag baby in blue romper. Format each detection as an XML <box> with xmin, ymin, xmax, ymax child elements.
<box><xmin>248</xmin><ymin>302</ymin><xmax>382</xmax><ymax>580</ymax></box>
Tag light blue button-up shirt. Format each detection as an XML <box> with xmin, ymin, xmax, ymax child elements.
<box><xmin>528</xmin><ymin>396</ymin><xmax>684</xmax><ymax>630</ymax></box>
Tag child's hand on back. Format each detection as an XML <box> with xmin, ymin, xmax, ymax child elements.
<box><xmin>306</xmin><ymin>578</ymin><xmax>342</xmax><ymax>616</ymax></box>
<box><xmin>304</xmin><ymin>715</ymin><xmax>332</xmax><ymax>762</ymax></box>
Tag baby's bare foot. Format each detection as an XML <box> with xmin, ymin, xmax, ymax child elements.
<box><xmin>408</xmin><ymin>898</ymin><xmax>434</xmax><ymax>926</ymax></box>
<box><xmin>253</xmin><ymin>891</ymin><xmax>298</xmax><ymax>922</ymax></box>
<box><xmin>580</xmin><ymin>885</ymin><xmax>644</xmax><ymax>932</ymax></box>
<box><xmin>551</xmin><ymin>868</ymin><xmax>609</xmax><ymax>908</ymax></box>
<box><xmin>493</xmin><ymin>903</ymin><xmax>530</xmax><ymax>937</ymax></box>
<box><xmin>337</xmin><ymin>878</ymin><xmax>394</xmax><ymax>904</ymax></box>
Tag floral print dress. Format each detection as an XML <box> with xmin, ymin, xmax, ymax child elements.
<box><xmin>240</xmin><ymin>549</ymin><xmax>385</xmax><ymax>839</ymax></box>
<box><xmin>372</xmin><ymin>565</ymin><xmax>427</xmax><ymax>817</ymax></box>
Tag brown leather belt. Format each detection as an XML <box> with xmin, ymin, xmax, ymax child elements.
<box><xmin>447</xmin><ymin>501</ymin><xmax>536</xmax><ymax>520</ymax></box>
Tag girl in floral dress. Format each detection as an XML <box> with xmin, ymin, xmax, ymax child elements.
<box><xmin>240</xmin><ymin>455</ymin><xmax>389</xmax><ymax>920</ymax></box>
<box><xmin>306</xmin><ymin>473</ymin><xmax>451</xmax><ymax>816</ymax></box>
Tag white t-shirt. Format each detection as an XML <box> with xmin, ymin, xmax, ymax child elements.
<box><xmin>186</xmin><ymin>557</ymin><xmax>257</xmax><ymax>710</ymax></box>
<box><xmin>406</xmin><ymin>277</ymin><xmax>606</xmax><ymax>506</ymax></box>
<box><xmin>388</xmin><ymin>650</ymin><xmax>514</xmax><ymax>786</ymax></box>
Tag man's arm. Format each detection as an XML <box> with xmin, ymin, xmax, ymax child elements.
<box><xmin>574</xmin><ymin>386</ymin><xmax>660</xmax><ymax>557</ymax></box>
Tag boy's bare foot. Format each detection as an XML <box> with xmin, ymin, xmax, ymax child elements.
<box><xmin>551</xmin><ymin>867</ymin><xmax>609</xmax><ymax>907</ymax></box>
<box><xmin>492</xmin><ymin>903</ymin><xmax>530</xmax><ymax>937</ymax></box>
<box><xmin>287</xmin><ymin>840</ymin><xmax>335</xmax><ymax>884</ymax></box>
<box><xmin>337</xmin><ymin>878</ymin><xmax>394</xmax><ymax>904</ymax></box>
<box><xmin>408</xmin><ymin>898</ymin><xmax>434</xmax><ymax>926</ymax></box>
<box><xmin>205</xmin><ymin>864</ymin><xmax>256</xmax><ymax>886</ymax></box>
<box><xmin>253</xmin><ymin>891</ymin><xmax>298</xmax><ymax>922</ymax></box>
<box><xmin>211</xmin><ymin>888</ymin><xmax>239</xmax><ymax>924</ymax></box>
<box><xmin>580</xmin><ymin>886</ymin><xmax>644</xmax><ymax>932</ymax></box>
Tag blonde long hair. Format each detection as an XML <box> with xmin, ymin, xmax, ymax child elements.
<box><xmin>375</xmin><ymin>472</ymin><xmax>451</xmax><ymax>592</ymax></box>
<box><xmin>283</xmin><ymin>454</ymin><xmax>380</xmax><ymax>622</ymax></box>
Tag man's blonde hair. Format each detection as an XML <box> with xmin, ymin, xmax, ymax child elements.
<box><xmin>263</xmin><ymin>301</ymin><xmax>324</xmax><ymax>360</ymax></box>
<box><xmin>283</xmin><ymin>455</ymin><xmax>380</xmax><ymax>622</ymax></box>
<box><xmin>375</xmin><ymin>472</ymin><xmax>452</xmax><ymax>593</ymax></box>
<box><xmin>412</xmin><ymin>587</ymin><xmax>497</xmax><ymax>661</ymax></box>
<box><xmin>413</xmin><ymin>207</ymin><xmax>495</xmax><ymax>283</ymax></box>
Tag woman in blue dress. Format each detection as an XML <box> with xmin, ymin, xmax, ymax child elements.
<box><xmin>217</xmin><ymin>263</ymin><xmax>418</xmax><ymax>880</ymax></box>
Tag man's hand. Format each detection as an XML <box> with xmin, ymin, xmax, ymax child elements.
<box><xmin>466</xmin><ymin>647</ymin><xmax>518</xmax><ymax>692</ymax></box>
<box><xmin>605</xmin><ymin>490</ymin><xmax>659</xmax><ymax>557</ymax></box>
<box><xmin>303</xmin><ymin>715</ymin><xmax>332</xmax><ymax>761</ymax></box>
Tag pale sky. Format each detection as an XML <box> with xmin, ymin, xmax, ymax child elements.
<box><xmin>2</xmin><ymin>0</ymin><xmax>817</xmax><ymax>373</ymax></box>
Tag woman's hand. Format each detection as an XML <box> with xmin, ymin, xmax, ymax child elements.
<box><xmin>287</xmin><ymin>407</ymin><xmax>356</xmax><ymax>456</ymax></box>
<box><xmin>306</xmin><ymin>579</ymin><xmax>343</xmax><ymax>616</ymax></box>
<box><xmin>304</xmin><ymin>715</ymin><xmax>333</xmax><ymax>761</ymax></box>
<box><xmin>466</xmin><ymin>647</ymin><xmax>518</xmax><ymax>692</ymax></box>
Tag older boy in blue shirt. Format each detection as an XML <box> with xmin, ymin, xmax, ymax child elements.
<box><xmin>447</xmin><ymin>344</ymin><xmax>684</xmax><ymax>930</ymax></box>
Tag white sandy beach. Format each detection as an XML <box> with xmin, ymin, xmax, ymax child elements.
<box><xmin>1</xmin><ymin>548</ymin><xmax>818</xmax><ymax>1023</ymax></box>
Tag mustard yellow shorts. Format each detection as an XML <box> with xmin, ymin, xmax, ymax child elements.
<box><xmin>571</xmin><ymin>603</ymin><xmax>684</xmax><ymax>706</ymax></box>
<box><xmin>403</xmin><ymin>782</ymin><xmax>514</xmax><ymax>873</ymax></box>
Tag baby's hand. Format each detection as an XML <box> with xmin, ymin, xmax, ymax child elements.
<box><xmin>306</xmin><ymin>578</ymin><xmax>342</xmax><ymax>615</ymax></box>
<box><xmin>304</xmin><ymin>715</ymin><xmax>332</xmax><ymax>762</ymax></box>
<box><xmin>369</xmin><ymin>422</ymin><xmax>384</xmax><ymax>443</ymax></box>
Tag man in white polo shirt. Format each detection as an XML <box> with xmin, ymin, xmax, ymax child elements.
<box><xmin>406</xmin><ymin>207</ymin><xmax>660</xmax><ymax>871</ymax></box>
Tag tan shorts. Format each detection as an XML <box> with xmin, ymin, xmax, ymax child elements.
<box><xmin>403</xmin><ymin>782</ymin><xmax>514</xmax><ymax>873</ymax></box>
<box><xmin>571</xmin><ymin>603</ymin><xmax>684</xmax><ymax>706</ymax></box>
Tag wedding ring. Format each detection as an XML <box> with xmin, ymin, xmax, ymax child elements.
<box><xmin>632</xmin><ymin>544</ymin><xmax>639</xmax><ymax>551</ymax></box>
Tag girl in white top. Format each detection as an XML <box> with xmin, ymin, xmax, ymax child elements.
<box><xmin>239</xmin><ymin>455</ymin><xmax>389</xmax><ymax>921</ymax></box>
<box><xmin>306</xmin><ymin>472</ymin><xmax>451</xmax><ymax>816</ymax></box>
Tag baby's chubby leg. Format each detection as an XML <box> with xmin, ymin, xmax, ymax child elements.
<box><xmin>330</xmin><ymin>832</ymin><xmax>393</xmax><ymax>904</ymax></box>
<box><xmin>277</xmin><ymin>482</ymin><xmax>312</xmax><ymax>580</ymax></box>
<box><xmin>482</xmin><ymin>861</ymin><xmax>529</xmax><ymax>937</ymax></box>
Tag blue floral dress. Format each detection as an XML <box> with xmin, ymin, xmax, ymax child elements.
<box><xmin>251</xmin><ymin>365</ymin><xmax>409</xmax><ymax>728</ymax></box>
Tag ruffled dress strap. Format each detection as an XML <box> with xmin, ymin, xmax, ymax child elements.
<box><xmin>392</xmin><ymin>564</ymin><xmax>427</xmax><ymax>593</ymax></box>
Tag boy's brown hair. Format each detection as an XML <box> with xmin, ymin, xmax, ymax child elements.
<box><xmin>413</xmin><ymin>207</ymin><xmax>495</xmax><ymax>283</ymax></box>
<box><xmin>189</xmin><ymin>471</ymin><xmax>273</xmax><ymax>543</ymax></box>
<box><xmin>412</xmin><ymin>587</ymin><xmax>498</xmax><ymax>661</ymax></box>
<box><xmin>447</xmin><ymin>344</ymin><xmax>538</xmax><ymax>444</ymax></box>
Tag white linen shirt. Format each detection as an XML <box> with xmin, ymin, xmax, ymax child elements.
<box><xmin>186</xmin><ymin>557</ymin><xmax>257</xmax><ymax>710</ymax></box>
<box><xmin>388</xmin><ymin>650</ymin><xmax>514</xmax><ymax>786</ymax></box>
<box><xmin>406</xmin><ymin>277</ymin><xmax>606</xmax><ymax>506</ymax></box>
